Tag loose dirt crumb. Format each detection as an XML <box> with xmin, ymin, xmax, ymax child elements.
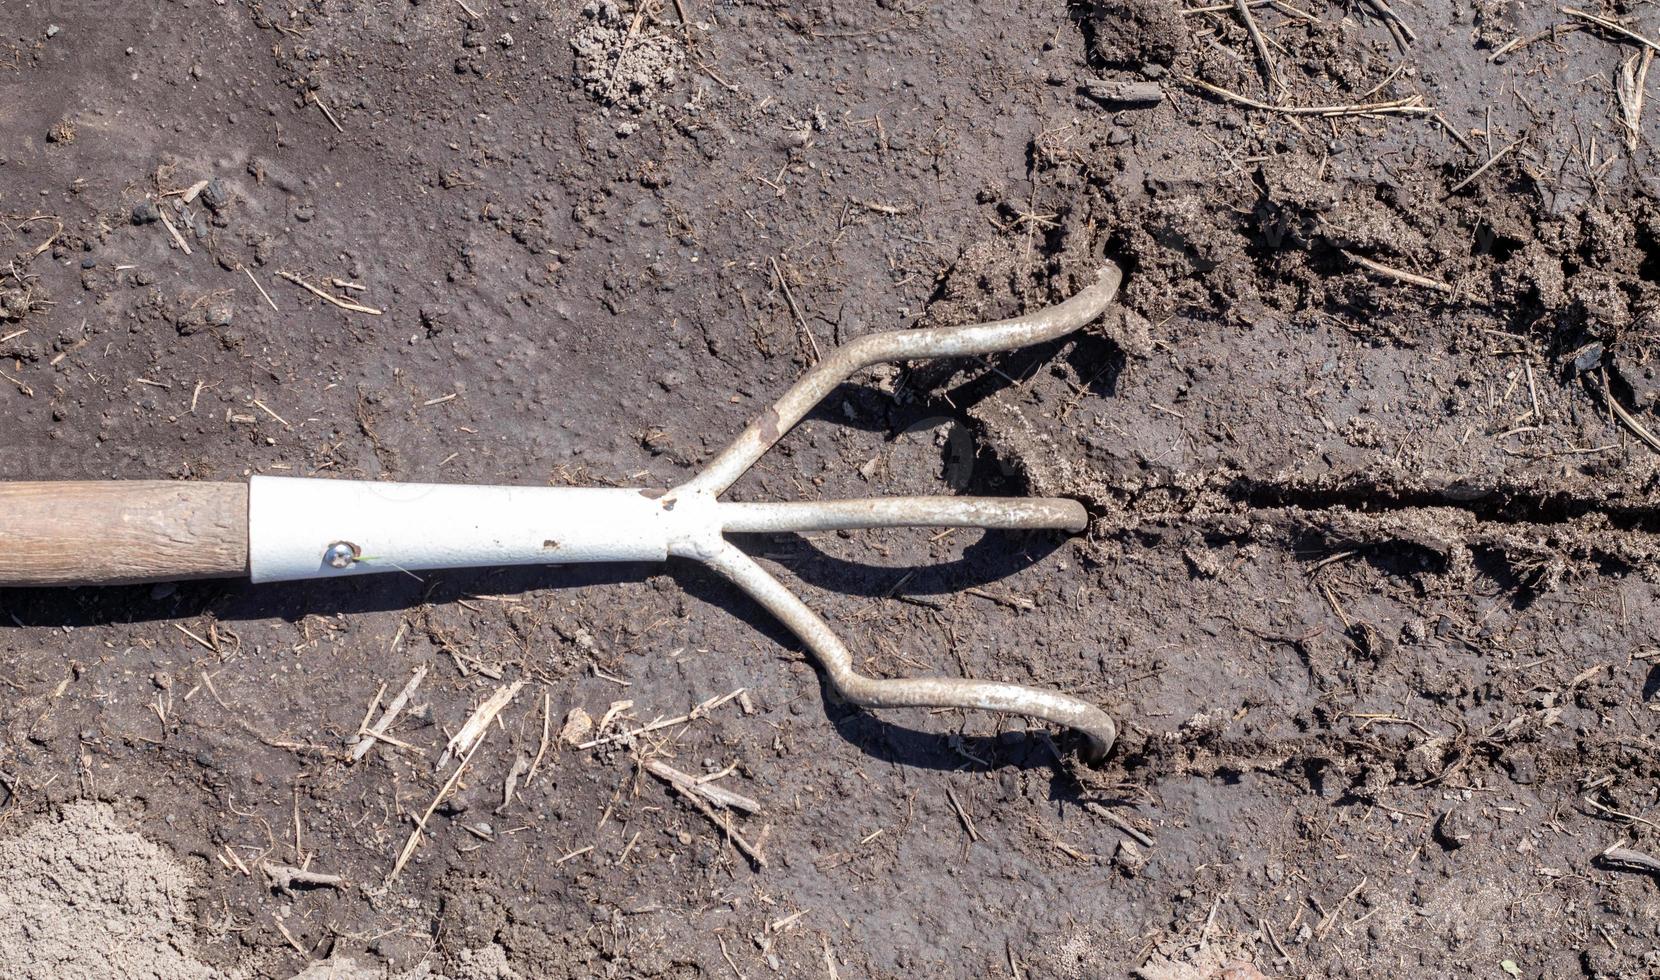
<box><xmin>1135</xmin><ymin>940</ymin><xmax>1267</xmax><ymax>980</ymax></box>
<box><xmin>290</xmin><ymin>959</ymin><xmax>392</xmax><ymax>980</ymax></box>
<box><xmin>0</xmin><ymin>802</ymin><xmax>218</xmax><ymax>979</ymax></box>
<box><xmin>291</xmin><ymin>957</ymin><xmax>446</xmax><ymax>979</ymax></box>
<box><xmin>1089</xmin><ymin>0</ymin><xmax>1191</xmax><ymax>67</ymax></box>
<box><xmin>451</xmin><ymin>944</ymin><xmax>522</xmax><ymax>980</ymax></box>
<box><xmin>570</xmin><ymin>0</ymin><xmax>685</xmax><ymax>113</ymax></box>
<box><xmin>290</xmin><ymin>947</ymin><xmax>515</xmax><ymax>980</ymax></box>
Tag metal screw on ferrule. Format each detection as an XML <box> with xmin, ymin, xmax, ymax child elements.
<box><xmin>324</xmin><ymin>541</ymin><xmax>360</xmax><ymax>568</ymax></box>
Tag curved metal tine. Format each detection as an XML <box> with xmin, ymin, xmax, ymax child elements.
<box><xmin>700</xmin><ymin>541</ymin><xmax>1115</xmax><ymax>761</ymax></box>
<box><xmin>676</xmin><ymin>265</ymin><xmax>1124</xmax><ymax>761</ymax></box>
<box><xmin>716</xmin><ymin>496</ymin><xmax>1089</xmax><ymax>534</ymax></box>
<box><xmin>679</xmin><ymin>264</ymin><xmax>1124</xmax><ymax>498</ymax></box>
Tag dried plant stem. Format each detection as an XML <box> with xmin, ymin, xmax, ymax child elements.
<box><xmin>1186</xmin><ymin>77</ymin><xmax>1434</xmax><ymax>117</ymax></box>
<box><xmin>1345</xmin><ymin>251</ymin><xmax>1455</xmax><ymax>293</ymax></box>
<box><xmin>1563</xmin><ymin>7</ymin><xmax>1660</xmax><ymax>54</ymax></box>
<box><xmin>275</xmin><ymin>270</ymin><xmax>383</xmax><ymax>315</ymax></box>
<box><xmin>1234</xmin><ymin>0</ymin><xmax>1285</xmax><ymax>95</ymax></box>
<box><xmin>1618</xmin><ymin>48</ymin><xmax>1654</xmax><ymax>151</ymax></box>
<box><xmin>1489</xmin><ymin>22</ymin><xmax>1583</xmax><ymax>61</ymax></box>
<box><xmin>1449</xmin><ymin>138</ymin><xmax>1523</xmax><ymax>193</ymax></box>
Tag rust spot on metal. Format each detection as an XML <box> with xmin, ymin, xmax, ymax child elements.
<box><xmin>638</xmin><ymin>487</ymin><xmax>667</xmax><ymax>499</ymax></box>
<box><xmin>758</xmin><ymin>407</ymin><xmax>781</xmax><ymax>443</ymax></box>
<box><xmin>543</xmin><ymin>539</ymin><xmax>559</xmax><ymax>550</ymax></box>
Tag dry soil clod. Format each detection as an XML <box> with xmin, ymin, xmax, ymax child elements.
<box><xmin>1084</xmin><ymin>78</ymin><xmax>1165</xmax><ymax>108</ymax></box>
<box><xmin>263</xmin><ymin>862</ymin><xmax>346</xmax><ymax>895</ymax></box>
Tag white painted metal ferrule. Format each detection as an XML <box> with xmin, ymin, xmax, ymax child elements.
<box><xmin>247</xmin><ymin>476</ymin><xmax>690</xmax><ymax>583</ymax></box>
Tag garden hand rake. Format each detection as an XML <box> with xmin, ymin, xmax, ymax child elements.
<box><xmin>0</xmin><ymin>264</ymin><xmax>1122</xmax><ymax>760</ymax></box>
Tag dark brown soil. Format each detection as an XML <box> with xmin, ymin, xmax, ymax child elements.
<box><xmin>4</xmin><ymin>0</ymin><xmax>1660</xmax><ymax>976</ymax></box>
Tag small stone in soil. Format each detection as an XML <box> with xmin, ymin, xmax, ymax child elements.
<box><xmin>1114</xmin><ymin>838</ymin><xmax>1144</xmax><ymax>876</ymax></box>
<box><xmin>1571</xmin><ymin>341</ymin><xmax>1605</xmax><ymax>373</ymax></box>
<box><xmin>197</xmin><ymin>294</ymin><xmax>231</xmax><ymax>325</ymax></box>
<box><xmin>200</xmin><ymin>178</ymin><xmax>232</xmax><ymax>213</ymax></box>
<box><xmin>1435</xmin><ymin>805</ymin><xmax>1474</xmax><ymax>849</ymax></box>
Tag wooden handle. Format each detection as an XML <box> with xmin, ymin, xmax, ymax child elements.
<box><xmin>0</xmin><ymin>481</ymin><xmax>248</xmax><ymax>586</ymax></box>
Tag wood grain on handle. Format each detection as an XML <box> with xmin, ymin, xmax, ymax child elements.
<box><xmin>0</xmin><ymin>482</ymin><xmax>248</xmax><ymax>586</ymax></box>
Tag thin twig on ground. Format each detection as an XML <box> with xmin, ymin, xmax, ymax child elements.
<box><xmin>156</xmin><ymin>209</ymin><xmax>192</xmax><ymax>255</ymax></box>
<box><xmin>1598</xmin><ymin>844</ymin><xmax>1660</xmax><ymax>875</ymax></box>
<box><xmin>243</xmin><ymin>267</ymin><xmax>279</xmax><ymax>311</ymax></box>
<box><xmin>644</xmin><ymin>757</ymin><xmax>767</xmax><ymax>867</ymax></box>
<box><xmin>576</xmin><ymin>688</ymin><xmax>745</xmax><ymax>749</ymax></box>
<box><xmin>1085</xmin><ymin>801</ymin><xmax>1157</xmax><ymax>848</ymax></box>
<box><xmin>351</xmin><ymin>665</ymin><xmax>427</xmax><ymax>762</ymax></box>
<box><xmin>642</xmin><ymin>759</ymin><xmax>763</xmax><ymax>814</ymax></box>
<box><xmin>263</xmin><ymin>863</ymin><xmax>345</xmax><ymax>895</ymax></box>
<box><xmin>526</xmin><ymin>689</ymin><xmax>552</xmax><ymax>782</ymax></box>
<box><xmin>438</xmin><ymin>679</ymin><xmax>524</xmax><ymax>768</ymax></box>
<box><xmin>771</xmin><ymin>256</ymin><xmax>820</xmax><ymax>362</ymax></box>
<box><xmin>1449</xmin><ymin>138</ymin><xmax>1523</xmax><ymax>193</ymax></box>
<box><xmin>1489</xmin><ymin>22</ymin><xmax>1583</xmax><ymax>61</ymax></box>
<box><xmin>1364</xmin><ymin>0</ymin><xmax>1417</xmax><ymax>47</ymax></box>
<box><xmin>275</xmin><ymin>271</ymin><xmax>383</xmax><ymax>315</ymax></box>
<box><xmin>1601</xmin><ymin>371</ymin><xmax>1660</xmax><ymax>453</ymax></box>
<box><xmin>1344</xmin><ymin>251</ymin><xmax>1455</xmax><ymax>293</ymax></box>
<box><xmin>1563</xmin><ymin>7</ymin><xmax>1660</xmax><ymax>54</ymax></box>
<box><xmin>387</xmin><ymin>738</ymin><xmax>485</xmax><ymax>883</ymax></box>
<box><xmin>1186</xmin><ymin>77</ymin><xmax>1434</xmax><ymax>116</ymax></box>
<box><xmin>1233</xmin><ymin>0</ymin><xmax>1284</xmax><ymax>95</ymax></box>
<box><xmin>306</xmin><ymin>90</ymin><xmax>345</xmax><ymax>132</ymax></box>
